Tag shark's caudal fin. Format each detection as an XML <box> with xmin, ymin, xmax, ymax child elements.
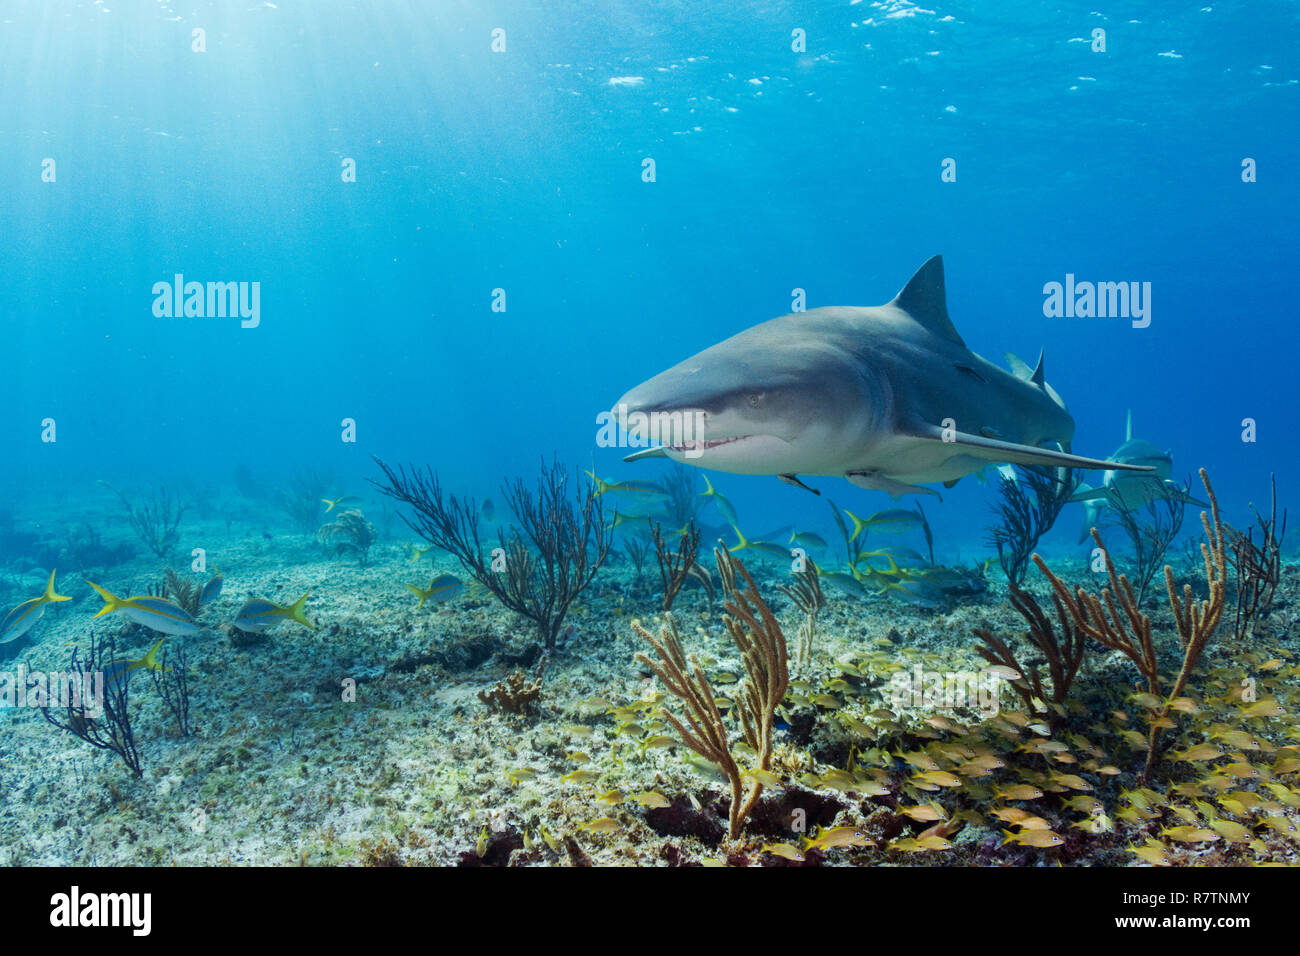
<box><xmin>907</xmin><ymin>423</ymin><xmax>1155</xmax><ymax>473</ymax></box>
<box><xmin>891</xmin><ymin>255</ymin><xmax>967</xmax><ymax>347</ymax></box>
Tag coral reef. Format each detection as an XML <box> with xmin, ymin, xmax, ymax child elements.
<box><xmin>650</xmin><ymin>520</ymin><xmax>699</xmax><ymax>612</ymax></box>
<box><xmin>1034</xmin><ymin>469</ymin><xmax>1227</xmax><ymax>780</ymax></box>
<box><xmin>478</xmin><ymin>656</ymin><xmax>547</xmax><ymax>717</ymax></box>
<box><xmin>1225</xmin><ymin>474</ymin><xmax>1286</xmax><ymax>640</ymax></box>
<box><xmin>5</xmin><ymin>463</ymin><xmax>1296</xmax><ymax>869</ymax></box>
<box><xmin>777</xmin><ymin>566</ymin><xmax>826</xmax><ymax>669</ymax></box>
<box><xmin>974</xmin><ymin>585</ymin><xmax>1086</xmax><ymax>726</ymax></box>
<box><xmin>33</xmin><ymin>521</ymin><xmax>134</xmax><ymax>573</ymax></box>
<box><xmin>1108</xmin><ymin>488</ymin><xmax>1187</xmax><ymax>605</ymax></box>
<box><xmin>622</xmin><ymin>534</ymin><xmax>650</xmax><ymax>588</ymax></box>
<box><xmin>163</xmin><ymin>567</ymin><xmax>202</xmax><ymax>616</ymax></box>
<box><xmin>101</xmin><ymin>481</ymin><xmax>185</xmax><ymax>560</ymax></box>
<box><xmin>317</xmin><ymin>509</ymin><xmax>377</xmax><ymax>565</ymax></box>
<box><xmin>986</xmin><ymin>465</ymin><xmax>1079</xmax><ymax>586</ymax></box>
<box><xmin>656</xmin><ymin>464</ymin><xmax>704</xmax><ymax>529</ymax></box>
<box><xmin>634</xmin><ymin>550</ymin><xmax>789</xmax><ymax>840</ymax></box>
<box><xmin>40</xmin><ymin>630</ymin><xmax>143</xmax><ymax>778</ymax></box>
<box><xmin>275</xmin><ymin>472</ymin><xmax>329</xmax><ymax>534</ymax></box>
<box><xmin>150</xmin><ymin>640</ymin><xmax>193</xmax><ymax>738</ymax></box>
<box><xmin>374</xmin><ymin>456</ymin><xmax>613</xmax><ymax>650</ymax></box>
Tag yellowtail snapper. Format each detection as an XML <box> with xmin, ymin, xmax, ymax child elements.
<box><xmin>585</xmin><ymin>471</ymin><xmax>667</xmax><ymax>498</ymax></box>
<box><xmin>86</xmin><ymin>581</ymin><xmax>201</xmax><ymax>636</ymax></box>
<box><xmin>101</xmin><ymin>638</ymin><xmax>168</xmax><ymax>688</ymax></box>
<box><xmin>789</xmin><ymin>530</ymin><xmax>828</xmax><ymax>551</ymax></box>
<box><xmin>232</xmin><ymin>591</ymin><xmax>315</xmax><ymax>632</ymax></box>
<box><xmin>861</xmin><ymin>508</ymin><xmax>925</xmax><ymax>534</ymax></box>
<box><xmin>406</xmin><ymin>574</ymin><xmax>463</xmax><ymax>609</ymax></box>
<box><xmin>877</xmin><ymin>576</ymin><xmax>943</xmax><ymax>609</ymax></box>
<box><xmin>699</xmin><ymin>474</ymin><xmax>739</xmax><ymax>529</ymax></box>
<box><xmin>0</xmin><ymin>570</ymin><xmax>71</xmax><ymax>645</ymax></box>
<box><xmin>816</xmin><ymin>567</ymin><xmax>868</xmax><ymax>597</ymax></box>
<box><xmin>843</xmin><ymin>509</ymin><xmax>872</xmax><ymax>543</ymax></box>
<box><xmin>199</xmin><ymin>572</ymin><xmax>224</xmax><ymax>606</ymax></box>
<box><xmin>321</xmin><ymin>495</ymin><xmax>361</xmax><ymax>513</ymax></box>
<box><xmin>728</xmin><ymin>528</ymin><xmax>793</xmax><ymax>562</ymax></box>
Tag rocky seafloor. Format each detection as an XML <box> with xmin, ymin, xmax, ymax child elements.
<box><xmin>1</xmin><ymin>496</ymin><xmax>1298</xmax><ymax>868</ymax></box>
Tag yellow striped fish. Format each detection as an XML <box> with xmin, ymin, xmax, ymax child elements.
<box><xmin>0</xmin><ymin>570</ymin><xmax>71</xmax><ymax>645</ymax></box>
<box><xmin>86</xmin><ymin>580</ymin><xmax>200</xmax><ymax>636</ymax></box>
<box><xmin>232</xmin><ymin>592</ymin><xmax>315</xmax><ymax>633</ymax></box>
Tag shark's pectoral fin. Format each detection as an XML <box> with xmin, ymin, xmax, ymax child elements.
<box><xmin>1164</xmin><ymin>482</ymin><xmax>1210</xmax><ymax>508</ymax></box>
<box><xmin>846</xmin><ymin>470</ymin><xmax>942</xmax><ymax>501</ymax></box>
<box><xmin>778</xmin><ymin>474</ymin><xmax>821</xmax><ymax>496</ymax></box>
<box><xmin>623</xmin><ymin>446</ymin><xmax>668</xmax><ymax>463</ymax></box>
<box><xmin>907</xmin><ymin>424</ymin><xmax>1155</xmax><ymax>474</ymax></box>
<box><xmin>944</xmin><ymin>478</ymin><xmax>961</xmax><ymax>489</ymax></box>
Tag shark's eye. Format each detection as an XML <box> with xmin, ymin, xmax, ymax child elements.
<box><xmin>747</xmin><ymin>393</ymin><xmax>762</xmax><ymax>408</ymax></box>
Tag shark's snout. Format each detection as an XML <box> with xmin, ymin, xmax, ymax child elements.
<box><xmin>615</xmin><ymin>374</ymin><xmax>800</xmax><ymax>444</ymax></box>
<box><xmin>611</xmin><ymin>354</ymin><xmax>827</xmax><ymax>474</ymax></box>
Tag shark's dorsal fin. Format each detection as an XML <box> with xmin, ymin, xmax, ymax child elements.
<box><xmin>1007</xmin><ymin>348</ymin><xmax>1066</xmax><ymax>409</ymax></box>
<box><xmin>1125</xmin><ymin>409</ymin><xmax>1133</xmax><ymax>442</ymax></box>
<box><xmin>893</xmin><ymin>255</ymin><xmax>965</xmax><ymax>347</ymax></box>
<box><xmin>1005</xmin><ymin>352</ymin><xmax>1033</xmax><ymax>380</ymax></box>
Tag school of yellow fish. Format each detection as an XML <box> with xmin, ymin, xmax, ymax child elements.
<box><xmin>485</xmin><ymin>624</ymin><xmax>1300</xmax><ymax>866</ymax></box>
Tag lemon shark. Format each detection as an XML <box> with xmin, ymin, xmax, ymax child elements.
<box><xmin>612</xmin><ymin>255</ymin><xmax>1152</xmax><ymax>498</ymax></box>
<box><xmin>1068</xmin><ymin>410</ymin><xmax>1207</xmax><ymax>540</ymax></box>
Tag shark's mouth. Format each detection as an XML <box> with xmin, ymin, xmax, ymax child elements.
<box><xmin>666</xmin><ymin>435</ymin><xmax>755</xmax><ymax>453</ymax></box>
<box><xmin>657</xmin><ymin>431</ymin><xmax>802</xmax><ymax>474</ymax></box>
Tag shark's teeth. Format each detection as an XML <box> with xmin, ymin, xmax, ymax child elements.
<box><xmin>670</xmin><ymin>436</ymin><xmax>749</xmax><ymax>452</ymax></box>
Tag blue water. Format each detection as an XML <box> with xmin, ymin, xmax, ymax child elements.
<box><xmin>2</xmin><ymin>0</ymin><xmax>1297</xmax><ymax>559</ymax></box>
